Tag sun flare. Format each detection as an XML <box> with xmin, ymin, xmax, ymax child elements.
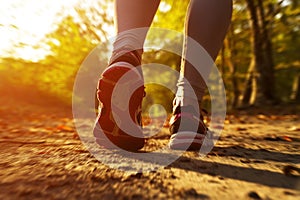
<box><xmin>0</xmin><ymin>0</ymin><xmax>80</xmax><ymax>61</ymax></box>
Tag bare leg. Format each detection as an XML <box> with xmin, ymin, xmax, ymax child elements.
<box><xmin>169</xmin><ymin>0</ymin><xmax>233</xmax><ymax>150</ymax></box>
<box><xmin>94</xmin><ymin>0</ymin><xmax>161</xmax><ymax>151</ymax></box>
<box><xmin>187</xmin><ymin>0</ymin><xmax>233</xmax><ymax>60</ymax></box>
<box><xmin>115</xmin><ymin>0</ymin><xmax>160</xmax><ymax>33</ymax></box>
<box><xmin>176</xmin><ymin>0</ymin><xmax>233</xmax><ymax>109</ymax></box>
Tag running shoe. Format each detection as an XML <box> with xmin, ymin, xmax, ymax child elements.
<box><xmin>168</xmin><ymin>104</ymin><xmax>210</xmax><ymax>151</ymax></box>
<box><xmin>93</xmin><ymin>50</ymin><xmax>145</xmax><ymax>151</ymax></box>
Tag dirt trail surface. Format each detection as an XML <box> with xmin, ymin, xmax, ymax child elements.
<box><xmin>0</xmin><ymin>96</ymin><xmax>300</xmax><ymax>200</ymax></box>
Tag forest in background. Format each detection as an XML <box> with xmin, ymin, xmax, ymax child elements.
<box><xmin>0</xmin><ymin>0</ymin><xmax>299</xmax><ymax>113</ymax></box>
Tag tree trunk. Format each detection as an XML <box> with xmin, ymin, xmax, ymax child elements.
<box><xmin>290</xmin><ymin>74</ymin><xmax>300</xmax><ymax>102</ymax></box>
<box><xmin>224</xmin><ymin>29</ymin><xmax>239</xmax><ymax>108</ymax></box>
<box><xmin>242</xmin><ymin>58</ymin><xmax>255</xmax><ymax>106</ymax></box>
<box><xmin>243</xmin><ymin>0</ymin><xmax>276</xmax><ymax>106</ymax></box>
<box><xmin>257</xmin><ymin>0</ymin><xmax>276</xmax><ymax>101</ymax></box>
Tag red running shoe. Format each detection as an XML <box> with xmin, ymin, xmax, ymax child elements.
<box><xmin>168</xmin><ymin>105</ymin><xmax>211</xmax><ymax>151</ymax></box>
<box><xmin>93</xmin><ymin>51</ymin><xmax>145</xmax><ymax>151</ymax></box>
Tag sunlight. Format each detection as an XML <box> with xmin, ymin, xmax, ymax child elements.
<box><xmin>0</xmin><ymin>0</ymin><xmax>79</xmax><ymax>61</ymax></box>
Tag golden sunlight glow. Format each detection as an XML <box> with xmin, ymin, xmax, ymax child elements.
<box><xmin>0</xmin><ymin>0</ymin><xmax>79</xmax><ymax>61</ymax></box>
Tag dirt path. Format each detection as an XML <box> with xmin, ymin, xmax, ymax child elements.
<box><xmin>0</xmin><ymin>97</ymin><xmax>300</xmax><ymax>200</ymax></box>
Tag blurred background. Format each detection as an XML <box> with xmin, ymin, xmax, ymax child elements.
<box><xmin>0</xmin><ymin>0</ymin><xmax>299</xmax><ymax>114</ymax></box>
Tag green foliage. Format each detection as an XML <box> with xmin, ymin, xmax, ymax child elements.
<box><xmin>142</xmin><ymin>50</ymin><xmax>181</xmax><ymax>113</ymax></box>
<box><xmin>40</xmin><ymin>15</ymin><xmax>98</xmax><ymax>103</ymax></box>
<box><xmin>0</xmin><ymin>1</ymin><xmax>113</xmax><ymax>105</ymax></box>
<box><xmin>273</xmin><ymin>1</ymin><xmax>300</xmax><ymax>66</ymax></box>
<box><xmin>1</xmin><ymin>0</ymin><xmax>299</xmax><ymax>108</ymax></box>
<box><xmin>152</xmin><ymin>0</ymin><xmax>189</xmax><ymax>32</ymax></box>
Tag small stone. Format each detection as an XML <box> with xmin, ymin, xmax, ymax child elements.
<box><xmin>284</xmin><ymin>190</ymin><xmax>296</xmax><ymax>196</ymax></box>
<box><xmin>240</xmin><ymin>159</ymin><xmax>251</xmax><ymax>164</ymax></box>
<box><xmin>248</xmin><ymin>191</ymin><xmax>262</xmax><ymax>199</ymax></box>
<box><xmin>130</xmin><ymin>172</ymin><xmax>143</xmax><ymax>179</ymax></box>
<box><xmin>283</xmin><ymin>165</ymin><xmax>300</xmax><ymax>177</ymax></box>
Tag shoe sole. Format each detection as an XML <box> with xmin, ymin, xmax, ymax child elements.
<box><xmin>93</xmin><ymin>62</ymin><xmax>145</xmax><ymax>151</ymax></box>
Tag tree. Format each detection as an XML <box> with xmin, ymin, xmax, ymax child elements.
<box><xmin>242</xmin><ymin>0</ymin><xmax>285</xmax><ymax>106</ymax></box>
<box><xmin>0</xmin><ymin>1</ymin><xmax>113</xmax><ymax>104</ymax></box>
<box><xmin>216</xmin><ymin>0</ymin><xmax>251</xmax><ymax>108</ymax></box>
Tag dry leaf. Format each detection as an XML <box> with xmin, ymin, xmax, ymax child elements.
<box><xmin>288</xmin><ymin>126</ymin><xmax>300</xmax><ymax>131</ymax></box>
<box><xmin>224</xmin><ymin>119</ymin><xmax>231</xmax><ymax>124</ymax></box>
<box><xmin>56</xmin><ymin>125</ymin><xmax>74</xmax><ymax>132</ymax></box>
<box><xmin>281</xmin><ymin>135</ymin><xmax>292</xmax><ymax>142</ymax></box>
<box><xmin>236</xmin><ymin>127</ymin><xmax>247</xmax><ymax>131</ymax></box>
<box><xmin>257</xmin><ymin>114</ymin><xmax>268</xmax><ymax>120</ymax></box>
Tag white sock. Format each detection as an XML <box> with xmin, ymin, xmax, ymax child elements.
<box><xmin>175</xmin><ymin>75</ymin><xmax>206</xmax><ymax>114</ymax></box>
<box><xmin>111</xmin><ymin>29</ymin><xmax>148</xmax><ymax>61</ymax></box>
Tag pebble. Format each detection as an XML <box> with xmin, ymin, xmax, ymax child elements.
<box><xmin>248</xmin><ymin>191</ymin><xmax>262</xmax><ymax>200</ymax></box>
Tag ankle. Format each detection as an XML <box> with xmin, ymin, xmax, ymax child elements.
<box><xmin>173</xmin><ymin>97</ymin><xmax>202</xmax><ymax>115</ymax></box>
<box><xmin>109</xmin><ymin>48</ymin><xmax>143</xmax><ymax>67</ymax></box>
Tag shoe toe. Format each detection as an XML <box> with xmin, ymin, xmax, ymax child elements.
<box><xmin>168</xmin><ymin>131</ymin><xmax>206</xmax><ymax>151</ymax></box>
